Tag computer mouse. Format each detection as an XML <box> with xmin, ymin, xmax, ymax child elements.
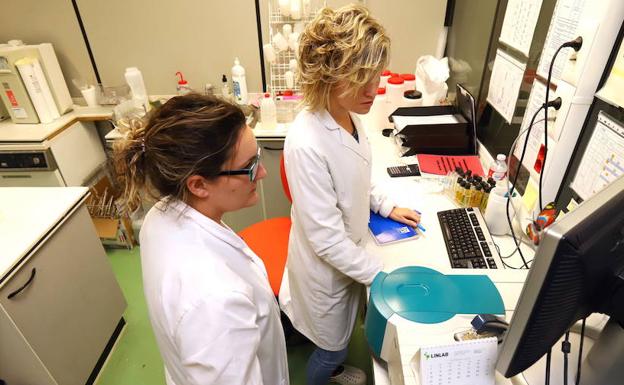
<box><xmin>382</xmin><ymin>128</ymin><xmax>393</xmax><ymax>137</ymax></box>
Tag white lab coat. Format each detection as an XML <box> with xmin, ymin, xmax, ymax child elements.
<box><xmin>140</xmin><ymin>199</ymin><xmax>289</xmax><ymax>385</ymax></box>
<box><xmin>279</xmin><ymin>109</ymin><xmax>395</xmax><ymax>350</ymax></box>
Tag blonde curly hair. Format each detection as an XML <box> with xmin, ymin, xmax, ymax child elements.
<box><xmin>298</xmin><ymin>4</ymin><xmax>390</xmax><ymax>111</ymax></box>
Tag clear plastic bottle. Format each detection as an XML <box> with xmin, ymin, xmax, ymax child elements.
<box><xmin>260</xmin><ymin>92</ymin><xmax>277</xmax><ymax>130</ymax></box>
<box><xmin>231</xmin><ymin>58</ymin><xmax>248</xmax><ymax>105</ymax></box>
<box><xmin>488</xmin><ymin>154</ymin><xmax>508</xmax><ymax>182</ymax></box>
<box><xmin>221</xmin><ymin>74</ymin><xmax>233</xmax><ymax>101</ymax></box>
<box><xmin>175</xmin><ymin>71</ymin><xmax>192</xmax><ymax>95</ymax></box>
<box><xmin>124</xmin><ymin>67</ymin><xmax>148</xmax><ymax>109</ymax></box>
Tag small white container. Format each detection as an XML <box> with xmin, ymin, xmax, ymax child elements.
<box><xmin>279</xmin><ymin>0</ymin><xmax>290</xmax><ymax>16</ymax></box>
<box><xmin>484</xmin><ymin>189</ymin><xmax>515</xmax><ymax>235</ymax></box>
<box><xmin>264</xmin><ymin>43</ymin><xmax>276</xmax><ymax>63</ymax></box>
<box><xmin>290</xmin><ymin>0</ymin><xmax>302</xmax><ymax>19</ymax></box>
<box><xmin>124</xmin><ymin>67</ymin><xmax>147</xmax><ymax>102</ymax></box>
<box><xmin>260</xmin><ymin>93</ymin><xmax>277</xmax><ymax>130</ymax></box>
<box><xmin>81</xmin><ymin>85</ymin><xmax>99</xmax><ymax>107</ymax></box>
<box><xmin>402</xmin><ymin>90</ymin><xmax>422</xmax><ymax>107</ymax></box>
<box><xmin>284</xmin><ymin>70</ymin><xmax>295</xmax><ymax>89</ymax></box>
<box><xmin>368</xmin><ymin>87</ymin><xmax>389</xmax><ymax>130</ymax></box>
<box><xmin>272</xmin><ymin>32</ymin><xmax>288</xmax><ymax>52</ymax></box>
<box><xmin>380</xmin><ymin>70</ymin><xmax>391</xmax><ymax>88</ymax></box>
<box><xmin>386</xmin><ymin>76</ymin><xmax>405</xmax><ymax>111</ymax></box>
<box><xmin>282</xmin><ymin>24</ymin><xmax>292</xmax><ymax>39</ymax></box>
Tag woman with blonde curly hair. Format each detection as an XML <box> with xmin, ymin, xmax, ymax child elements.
<box><xmin>114</xmin><ymin>94</ymin><xmax>289</xmax><ymax>385</ymax></box>
<box><xmin>279</xmin><ymin>5</ymin><xmax>421</xmax><ymax>385</ymax></box>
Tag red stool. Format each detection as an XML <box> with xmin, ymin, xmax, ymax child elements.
<box><xmin>239</xmin><ymin>154</ymin><xmax>291</xmax><ymax>296</ymax></box>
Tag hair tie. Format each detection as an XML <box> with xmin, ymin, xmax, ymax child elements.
<box><xmin>140</xmin><ymin>138</ymin><xmax>146</xmax><ymax>153</ymax></box>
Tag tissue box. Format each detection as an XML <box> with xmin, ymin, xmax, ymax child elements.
<box><xmin>391</xmin><ymin>84</ymin><xmax>477</xmax><ymax>156</ymax></box>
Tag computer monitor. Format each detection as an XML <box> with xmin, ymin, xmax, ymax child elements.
<box><xmin>497</xmin><ymin>175</ymin><xmax>624</xmax><ymax>383</ymax></box>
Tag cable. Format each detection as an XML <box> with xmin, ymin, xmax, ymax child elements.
<box><xmin>563</xmin><ymin>331</ymin><xmax>571</xmax><ymax>385</ymax></box>
<box><xmin>540</xmin><ymin>36</ymin><xmax>583</xmax><ymax>211</ymax></box>
<box><xmin>506</xmin><ymin>107</ymin><xmax>543</xmax><ymax>269</ymax></box>
<box><xmin>545</xmin><ymin>348</ymin><xmax>552</xmax><ymax>385</ymax></box>
<box><xmin>575</xmin><ymin>318</ymin><xmax>586</xmax><ymax>385</ymax></box>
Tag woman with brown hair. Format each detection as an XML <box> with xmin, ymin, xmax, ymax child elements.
<box><xmin>279</xmin><ymin>5</ymin><xmax>421</xmax><ymax>385</ymax></box>
<box><xmin>114</xmin><ymin>94</ymin><xmax>288</xmax><ymax>385</ymax></box>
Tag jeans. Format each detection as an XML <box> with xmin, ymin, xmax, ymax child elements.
<box><xmin>306</xmin><ymin>345</ymin><xmax>349</xmax><ymax>385</ymax></box>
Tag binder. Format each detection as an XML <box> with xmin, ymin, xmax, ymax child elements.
<box><xmin>368</xmin><ymin>210</ymin><xmax>419</xmax><ymax>245</ymax></box>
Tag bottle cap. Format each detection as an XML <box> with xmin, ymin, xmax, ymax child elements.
<box><xmin>377</xmin><ymin>87</ymin><xmax>386</xmax><ymax>95</ymax></box>
<box><xmin>264</xmin><ymin>93</ymin><xmax>271</xmax><ymax>98</ymax></box>
<box><xmin>176</xmin><ymin>71</ymin><xmax>188</xmax><ymax>85</ymax></box>
<box><xmin>387</xmin><ymin>76</ymin><xmax>404</xmax><ymax>85</ymax></box>
<box><xmin>403</xmin><ymin>90</ymin><xmax>422</xmax><ymax>99</ymax></box>
<box><xmin>400</xmin><ymin>73</ymin><xmax>416</xmax><ymax>81</ymax></box>
<box><xmin>222</xmin><ymin>74</ymin><xmax>228</xmax><ymax>82</ymax></box>
<box><xmin>381</xmin><ymin>70</ymin><xmax>392</xmax><ymax>77</ymax></box>
<box><xmin>497</xmin><ymin>154</ymin><xmax>507</xmax><ymax>161</ymax></box>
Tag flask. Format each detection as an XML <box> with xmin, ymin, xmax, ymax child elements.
<box><xmin>231</xmin><ymin>58</ymin><xmax>249</xmax><ymax>104</ymax></box>
<box><xmin>260</xmin><ymin>92</ymin><xmax>277</xmax><ymax>130</ymax></box>
<box><xmin>488</xmin><ymin>154</ymin><xmax>508</xmax><ymax>181</ymax></box>
<box><xmin>124</xmin><ymin>67</ymin><xmax>148</xmax><ymax>108</ymax></box>
<box><xmin>175</xmin><ymin>71</ymin><xmax>192</xmax><ymax>95</ymax></box>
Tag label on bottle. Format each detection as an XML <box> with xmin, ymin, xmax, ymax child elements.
<box><xmin>232</xmin><ymin>80</ymin><xmax>242</xmax><ymax>102</ymax></box>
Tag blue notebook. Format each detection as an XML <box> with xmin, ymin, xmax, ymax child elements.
<box><xmin>368</xmin><ymin>210</ymin><xmax>419</xmax><ymax>245</ymax></box>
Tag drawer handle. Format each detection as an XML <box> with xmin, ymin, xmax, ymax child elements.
<box><xmin>7</xmin><ymin>268</ymin><xmax>37</xmax><ymax>300</ymax></box>
<box><xmin>262</xmin><ymin>146</ymin><xmax>284</xmax><ymax>151</ymax></box>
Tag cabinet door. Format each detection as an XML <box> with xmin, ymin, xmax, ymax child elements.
<box><xmin>0</xmin><ymin>205</ymin><xmax>126</xmax><ymax>385</ymax></box>
<box><xmin>259</xmin><ymin>140</ymin><xmax>291</xmax><ymax>218</ymax></box>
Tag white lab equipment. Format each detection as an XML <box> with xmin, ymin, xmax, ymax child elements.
<box><xmin>415</xmin><ymin>56</ymin><xmax>450</xmax><ymax>106</ymax></box>
<box><xmin>124</xmin><ymin>67</ymin><xmax>148</xmax><ymax>109</ymax></box>
<box><xmin>402</xmin><ymin>90</ymin><xmax>422</xmax><ymax>107</ymax></box>
<box><xmin>379</xmin><ymin>69</ymin><xmax>391</xmax><ymax>88</ymax></box>
<box><xmin>279</xmin><ymin>0</ymin><xmax>290</xmax><ymax>16</ymax></box>
<box><xmin>282</xmin><ymin>24</ymin><xmax>292</xmax><ymax>40</ymax></box>
<box><xmin>231</xmin><ymin>58</ymin><xmax>248</xmax><ymax>104</ymax></box>
<box><xmin>366</xmin><ymin>87</ymin><xmax>388</xmax><ymax>130</ymax></box>
<box><xmin>386</xmin><ymin>76</ymin><xmax>405</xmax><ymax>111</ymax></box>
<box><xmin>400</xmin><ymin>73</ymin><xmax>416</xmax><ymax>92</ymax></box>
<box><xmin>15</xmin><ymin>57</ymin><xmax>61</xmax><ymax>123</ymax></box>
<box><xmin>483</xmin><ymin>188</ymin><xmax>514</xmax><ymax>235</ymax></box>
<box><xmin>289</xmin><ymin>59</ymin><xmax>297</xmax><ymax>72</ymax></box>
<box><xmin>288</xmin><ymin>32</ymin><xmax>300</xmax><ymax>52</ymax></box>
<box><xmin>81</xmin><ymin>85</ymin><xmax>99</xmax><ymax>107</ymax></box>
<box><xmin>260</xmin><ymin>92</ymin><xmax>277</xmax><ymax>130</ymax></box>
<box><xmin>290</xmin><ymin>0</ymin><xmax>302</xmax><ymax>20</ymax></box>
<box><xmin>272</xmin><ymin>32</ymin><xmax>289</xmax><ymax>52</ymax></box>
<box><xmin>264</xmin><ymin>43</ymin><xmax>277</xmax><ymax>63</ymax></box>
<box><xmin>284</xmin><ymin>70</ymin><xmax>294</xmax><ymax>89</ymax></box>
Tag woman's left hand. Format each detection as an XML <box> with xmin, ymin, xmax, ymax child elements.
<box><xmin>388</xmin><ymin>207</ymin><xmax>421</xmax><ymax>229</ymax></box>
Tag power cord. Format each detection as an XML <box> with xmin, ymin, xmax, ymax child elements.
<box><xmin>545</xmin><ymin>348</ymin><xmax>552</xmax><ymax>385</ymax></box>
<box><xmin>575</xmin><ymin>318</ymin><xmax>586</xmax><ymax>385</ymax></box>
<box><xmin>562</xmin><ymin>330</ymin><xmax>571</xmax><ymax>385</ymax></box>
<box><xmin>540</xmin><ymin>36</ymin><xmax>583</xmax><ymax>211</ymax></box>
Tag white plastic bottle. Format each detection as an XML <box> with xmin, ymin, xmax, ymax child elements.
<box><xmin>231</xmin><ymin>58</ymin><xmax>248</xmax><ymax>105</ymax></box>
<box><xmin>175</xmin><ymin>71</ymin><xmax>192</xmax><ymax>95</ymax></box>
<box><xmin>488</xmin><ymin>154</ymin><xmax>508</xmax><ymax>182</ymax></box>
<box><xmin>124</xmin><ymin>67</ymin><xmax>148</xmax><ymax>109</ymax></box>
<box><xmin>260</xmin><ymin>92</ymin><xmax>277</xmax><ymax>130</ymax></box>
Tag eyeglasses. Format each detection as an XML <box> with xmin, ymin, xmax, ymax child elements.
<box><xmin>218</xmin><ymin>147</ymin><xmax>262</xmax><ymax>182</ymax></box>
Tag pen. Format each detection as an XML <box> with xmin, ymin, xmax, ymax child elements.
<box><xmin>412</xmin><ymin>209</ymin><xmax>425</xmax><ymax>232</ymax></box>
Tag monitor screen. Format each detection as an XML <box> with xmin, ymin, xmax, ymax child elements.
<box><xmin>497</xmin><ymin>174</ymin><xmax>624</xmax><ymax>377</ymax></box>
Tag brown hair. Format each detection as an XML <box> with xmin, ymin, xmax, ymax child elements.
<box><xmin>298</xmin><ymin>4</ymin><xmax>390</xmax><ymax>111</ymax></box>
<box><xmin>113</xmin><ymin>94</ymin><xmax>246</xmax><ymax>212</ymax></box>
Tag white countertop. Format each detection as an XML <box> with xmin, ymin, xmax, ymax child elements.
<box><xmin>0</xmin><ymin>105</ymin><xmax>113</xmax><ymax>143</ymax></box>
<box><xmin>0</xmin><ymin>187</ymin><xmax>89</xmax><ymax>283</ymax></box>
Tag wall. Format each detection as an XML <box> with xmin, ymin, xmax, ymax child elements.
<box><xmin>0</xmin><ymin>0</ymin><xmax>447</xmax><ymax>97</ymax></box>
<box><xmin>0</xmin><ymin>0</ymin><xmax>96</xmax><ymax>96</ymax></box>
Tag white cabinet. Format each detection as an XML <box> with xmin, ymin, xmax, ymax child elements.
<box><xmin>0</xmin><ymin>191</ymin><xmax>126</xmax><ymax>385</ymax></box>
<box><xmin>224</xmin><ymin>138</ymin><xmax>291</xmax><ymax>231</ymax></box>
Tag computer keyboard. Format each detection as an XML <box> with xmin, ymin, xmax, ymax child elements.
<box><xmin>437</xmin><ymin>207</ymin><xmax>501</xmax><ymax>269</ymax></box>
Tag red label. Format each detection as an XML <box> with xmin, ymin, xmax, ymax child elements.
<box><xmin>5</xmin><ymin>90</ymin><xmax>18</xmax><ymax>107</ymax></box>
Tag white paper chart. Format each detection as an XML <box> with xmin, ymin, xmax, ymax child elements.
<box><xmin>499</xmin><ymin>0</ymin><xmax>543</xmax><ymax>56</ymax></box>
<box><xmin>537</xmin><ymin>0</ymin><xmax>587</xmax><ymax>83</ymax></box>
<box><xmin>487</xmin><ymin>50</ymin><xmax>527</xmax><ymax>124</ymax></box>
<box><xmin>571</xmin><ymin>112</ymin><xmax>624</xmax><ymax>200</ymax></box>
<box><xmin>414</xmin><ymin>338</ymin><xmax>497</xmax><ymax>385</ymax></box>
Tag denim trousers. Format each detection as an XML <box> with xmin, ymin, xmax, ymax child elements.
<box><xmin>306</xmin><ymin>345</ymin><xmax>349</xmax><ymax>385</ymax></box>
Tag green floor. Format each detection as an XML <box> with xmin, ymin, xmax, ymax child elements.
<box><xmin>99</xmin><ymin>247</ymin><xmax>373</xmax><ymax>385</ymax></box>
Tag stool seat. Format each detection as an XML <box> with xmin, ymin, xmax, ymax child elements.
<box><xmin>239</xmin><ymin>216</ymin><xmax>291</xmax><ymax>296</ymax></box>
